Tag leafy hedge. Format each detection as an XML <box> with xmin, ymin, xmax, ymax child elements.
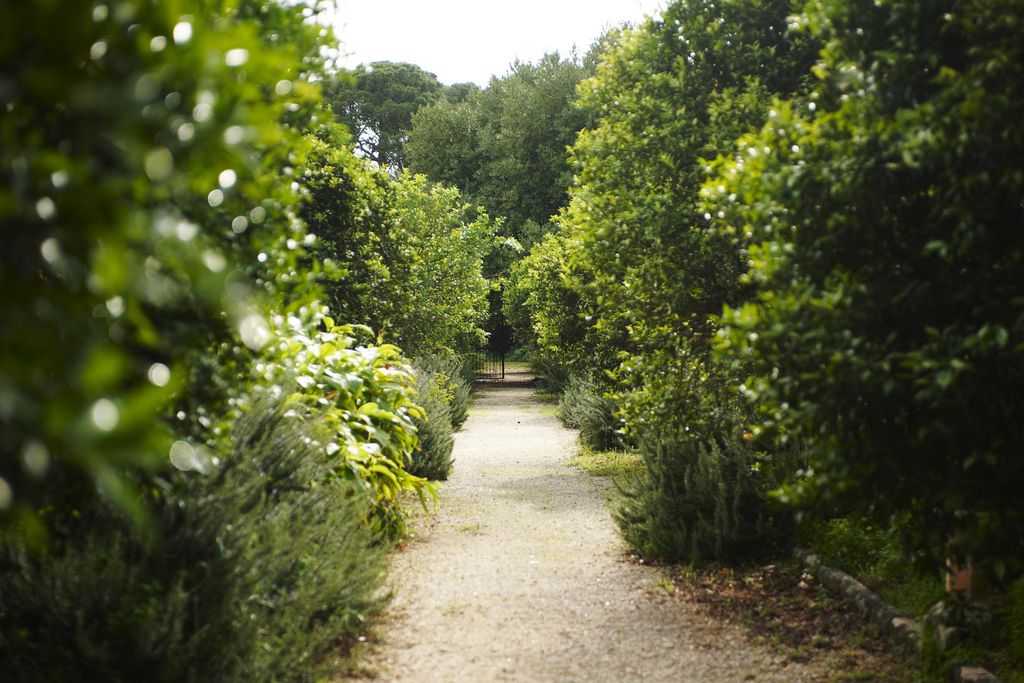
<box><xmin>510</xmin><ymin>0</ymin><xmax>1024</xmax><ymax>579</ymax></box>
<box><xmin>708</xmin><ymin>0</ymin><xmax>1024</xmax><ymax>575</ymax></box>
<box><xmin>0</xmin><ymin>0</ymin><xmax>491</xmax><ymax>677</ymax></box>
<box><xmin>303</xmin><ymin>128</ymin><xmax>494</xmax><ymax>358</ymax></box>
<box><xmin>0</xmin><ymin>0</ymin><xmax>327</xmax><ymax>531</ymax></box>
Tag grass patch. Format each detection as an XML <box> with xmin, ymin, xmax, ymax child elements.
<box><xmin>526</xmin><ymin>404</ymin><xmax>560</xmax><ymax>417</ymax></box>
<box><xmin>569</xmin><ymin>444</ymin><xmax>643</xmax><ymax>478</ymax></box>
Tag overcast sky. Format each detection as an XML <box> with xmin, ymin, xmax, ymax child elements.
<box><xmin>329</xmin><ymin>0</ymin><xmax>664</xmax><ymax>86</ymax></box>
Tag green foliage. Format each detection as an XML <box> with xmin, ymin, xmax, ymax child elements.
<box><xmin>560</xmin><ymin>0</ymin><xmax>819</xmax><ymax>422</ymax></box>
<box><xmin>407</xmin><ymin>53</ymin><xmax>593</xmax><ymax>243</ymax></box>
<box><xmin>415</xmin><ymin>354</ymin><xmax>475</xmax><ymax>430</ymax></box>
<box><xmin>390</xmin><ymin>172</ymin><xmax>494</xmax><ymax>355</ymax></box>
<box><xmin>325</xmin><ymin>61</ymin><xmax>442</xmax><ymax>170</ymax></box>
<box><xmin>801</xmin><ymin>515</ymin><xmax>945</xmax><ymax>618</ymax></box>
<box><xmin>0</xmin><ymin>0</ymin><xmax>329</xmax><ymax>531</ymax></box>
<box><xmin>406</xmin><ymin>367</ymin><xmax>455</xmax><ymax>482</ymax></box>
<box><xmin>301</xmin><ymin>124</ymin><xmax>399</xmax><ymax>333</ymax></box>
<box><xmin>250</xmin><ymin>307</ymin><xmax>431</xmax><ymax>537</ymax></box>
<box><xmin>0</xmin><ymin>402</ymin><xmax>386</xmax><ymax>682</ymax></box>
<box><xmin>403</xmin><ymin>97</ymin><xmax>483</xmax><ymax>197</ymax></box>
<box><xmin>709</xmin><ymin>0</ymin><xmax>1024</xmax><ymax>574</ymax></box>
<box><xmin>0</xmin><ymin>0</ymin><xmax>479</xmax><ymax>677</ymax></box>
<box><xmin>615</xmin><ymin>414</ymin><xmax>797</xmax><ymax>565</ymax></box>
<box><xmin>532</xmin><ymin>0</ymin><xmax>819</xmax><ymax>562</ymax></box>
<box><xmin>504</xmin><ymin>231</ymin><xmax>590</xmax><ymax>366</ymax></box>
<box><xmin>302</xmin><ymin>135</ymin><xmax>494</xmax><ymax>358</ymax></box>
<box><xmin>558</xmin><ymin>373</ymin><xmax>622</xmax><ymax>452</ymax></box>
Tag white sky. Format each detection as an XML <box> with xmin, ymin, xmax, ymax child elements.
<box><xmin>329</xmin><ymin>0</ymin><xmax>664</xmax><ymax>86</ymax></box>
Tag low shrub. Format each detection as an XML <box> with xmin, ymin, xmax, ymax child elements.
<box><xmin>415</xmin><ymin>354</ymin><xmax>474</xmax><ymax>430</ymax></box>
<box><xmin>0</xmin><ymin>402</ymin><xmax>386</xmax><ymax>682</ymax></box>
<box><xmin>251</xmin><ymin>309</ymin><xmax>431</xmax><ymax>539</ymax></box>
<box><xmin>530</xmin><ymin>354</ymin><xmax>571</xmax><ymax>393</ymax></box>
<box><xmin>558</xmin><ymin>373</ymin><xmax>622</xmax><ymax>451</ymax></box>
<box><xmin>615</xmin><ymin>417</ymin><xmax>797</xmax><ymax>565</ymax></box>
<box><xmin>407</xmin><ymin>366</ymin><xmax>456</xmax><ymax>481</ymax></box>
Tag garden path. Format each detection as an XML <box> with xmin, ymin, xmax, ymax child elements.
<box><xmin>343</xmin><ymin>374</ymin><xmax>832</xmax><ymax>682</ymax></box>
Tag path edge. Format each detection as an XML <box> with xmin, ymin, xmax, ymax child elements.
<box><xmin>794</xmin><ymin>548</ymin><xmax>1002</xmax><ymax>683</ymax></box>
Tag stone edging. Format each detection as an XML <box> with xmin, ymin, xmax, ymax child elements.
<box><xmin>795</xmin><ymin>548</ymin><xmax>920</xmax><ymax>649</ymax></box>
<box><xmin>794</xmin><ymin>548</ymin><xmax>1002</xmax><ymax>683</ymax></box>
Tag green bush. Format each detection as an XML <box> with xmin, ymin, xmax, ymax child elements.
<box><xmin>302</xmin><ymin>140</ymin><xmax>494</xmax><ymax>359</ymax></box>
<box><xmin>415</xmin><ymin>354</ymin><xmax>474</xmax><ymax>430</ymax></box>
<box><xmin>0</xmin><ymin>0</ymin><xmax>329</xmax><ymax>531</ymax></box>
<box><xmin>558</xmin><ymin>373</ymin><xmax>622</xmax><ymax>451</ymax></box>
<box><xmin>407</xmin><ymin>366</ymin><xmax>455</xmax><ymax>481</ymax></box>
<box><xmin>249</xmin><ymin>308</ymin><xmax>431</xmax><ymax>538</ymax></box>
<box><xmin>615</xmin><ymin>412</ymin><xmax>796</xmax><ymax>565</ymax></box>
<box><xmin>710</xmin><ymin>0</ymin><xmax>1024</xmax><ymax>574</ymax></box>
<box><xmin>0</xmin><ymin>402</ymin><xmax>386</xmax><ymax>682</ymax></box>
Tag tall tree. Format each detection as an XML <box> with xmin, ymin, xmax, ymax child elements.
<box><xmin>325</xmin><ymin>61</ymin><xmax>442</xmax><ymax>170</ymax></box>
<box><xmin>407</xmin><ymin>52</ymin><xmax>592</xmax><ymax>245</ymax></box>
<box><xmin>509</xmin><ymin>0</ymin><xmax>820</xmax><ymax>562</ymax></box>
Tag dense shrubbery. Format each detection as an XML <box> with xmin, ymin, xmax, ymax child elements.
<box><xmin>253</xmin><ymin>309</ymin><xmax>430</xmax><ymax>537</ymax></box>
<box><xmin>616</xmin><ymin>418</ymin><xmax>797</xmax><ymax>565</ymax></box>
<box><xmin>0</xmin><ymin>0</ymin><xmax>493</xmax><ymax>677</ymax></box>
<box><xmin>538</xmin><ymin>0</ymin><xmax>819</xmax><ymax>563</ymax></box>
<box><xmin>0</xmin><ymin>402</ymin><xmax>386</xmax><ymax>682</ymax></box>
<box><xmin>0</xmin><ymin>0</ymin><xmax>328</xmax><ymax>531</ymax></box>
<box><xmin>558</xmin><ymin>373</ymin><xmax>621</xmax><ymax>452</ymax></box>
<box><xmin>303</xmin><ymin>129</ymin><xmax>495</xmax><ymax>357</ymax></box>
<box><xmin>708</xmin><ymin>0</ymin><xmax>1024</xmax><ymax>576</ymax></box>
<box><xmin>510</xmin><ymin>0</ymin><xmax>1024</xmax><ymax>584</ymax></box>
<box><xmin>416</xmin><ymin>354</ymin><xmax>475</xmax><ymax>431</ymax></box>
<box><xmin>407</xmin><ymin>367</ymin><xmax>456</xmax><ymax>481</ymax></box>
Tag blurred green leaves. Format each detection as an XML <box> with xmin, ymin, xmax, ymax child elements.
<box><xmin>0</xmin><ymin>0</ymin><xmax>327</xmax><ymax>528</ymax></box>
<box><xmin>707</xmin><ymin>0</ymin><xmax>1024</xmax><ymax>571</ymax></box>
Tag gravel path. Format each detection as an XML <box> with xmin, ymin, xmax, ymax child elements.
<box><xmin>346</xmin><ymin>380</ymin><xmax>833</xmax><ymax>682</ymax></box>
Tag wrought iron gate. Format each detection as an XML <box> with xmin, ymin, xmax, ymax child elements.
<box><xmin>473</xmin><ymin>349</ymin><xmax>505</xmax><ymax>381</ymax></box>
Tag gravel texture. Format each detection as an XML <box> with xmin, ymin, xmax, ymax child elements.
<box><xmin>345</xmin><ymin>380</ymin><xmax>834</xmax><ymax>682</ymax></box>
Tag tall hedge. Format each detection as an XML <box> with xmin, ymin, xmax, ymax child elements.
<box><xmin>546</xmin><ymin>0</ymin><xmax>819</xmax><ymax>562</ymax></box>
<box><xmin>709</xmin><ymin>0</ymin><xmax>1024</xmax><ymax>575</ymax></box>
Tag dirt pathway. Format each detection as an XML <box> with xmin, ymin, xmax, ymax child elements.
<box><xmin>347</xmin><ymin>380</ymin><xmax>833</xmax><ymax>682</ymax></box>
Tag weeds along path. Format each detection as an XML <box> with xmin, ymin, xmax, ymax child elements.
<box><xmin>346</xmin><ymin>379</ymin><xmax>830</xmax><ymax>682</ymax></box>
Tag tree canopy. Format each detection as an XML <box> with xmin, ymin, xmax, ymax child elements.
<box><xmin>408</xmin><ymin>52</ymin><xmax>593</xmax><ymax>246</ymax></box>
<box><xmin>325</xmin><ymin>61</ymin><xmax>443</xmax><ymax>170</ymax></box>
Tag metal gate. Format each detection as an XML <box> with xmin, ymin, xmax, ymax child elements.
<box><xmin>473</xmin><ymin>349</ymin><xmax>505</xmax><ymax>381</ymax></box>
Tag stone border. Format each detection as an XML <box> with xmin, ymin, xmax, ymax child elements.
<box><xmin>794</xmin><ymin>548</ymin><xmax>1002</xmax><ymax>683</ymax></box>
<box><xmin>795</xmin><ymin>548</ymin><xmax>920</xmax><ymax>649</ymax></box>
